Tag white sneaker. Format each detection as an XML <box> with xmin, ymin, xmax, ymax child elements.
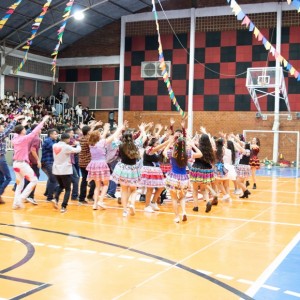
<box><xmin>51</xmin><ymin>199</ymin><xmax>58</xmax><ymax>209</ymax></box>
<box><xmin>234</xmin><ymin>189</ymin><xmax>242</xmax><ymax>195</ymax></box>
<box><xmin>60</xmin><ymin>207</ymin><xmax>67</xmax><ymax>213</ymax></box>
<box><xmin>26</xmin><ymin>197</ymin><xmax>38</xmax><ymax>205</ymax></box>
<box><xmin>174</xmin><ymin>217</ymin><xmax>180</xmax><ymax>223</ymax></box>
<box><xmin>97</xmin><ymin>201</ymin><xmax>106</xmax><ymax>209</ymax></box>
<box><xmin>12</xmin><ymin>203</ymin><xmax>24</xmax><ymax>210</ymax></box>
<box><xmin>144</xmin><ymin>205</ymin><xmax>154</xmax><ymax>213</ymax></box>
<box><xmin>222</xmin><ymin>194</ymin><xmax>230</xmax><ymax>201</ymax></box>
<box><xmin>122</xmin><ymin>210</ymin><xmax>128</xmax><ymax>217</ymax></box>
<box><xmin>150</xmin><ymin>202</ymin><xmax>160</xmax><ymax>211</ymax></box>
<box><xmin>129</xmin><ymin>204</ymin><xmax>135</xmax><ymax>216</ymax></box>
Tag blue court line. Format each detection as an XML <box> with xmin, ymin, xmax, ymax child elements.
<box><xmin>246</xmin><ymin>232</ymin><xmax>300</xmax><ymax>299</ymax></box>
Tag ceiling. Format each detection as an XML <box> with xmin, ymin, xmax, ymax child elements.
<box><xmin>0</xmin><ymin>0</ymin><xmax>161</xmax><ymax>56</ymax></box>
<box><xmin>0</xmin><ymin>0</ymin><xmax>281</xmax><ymax>57</ymax></box>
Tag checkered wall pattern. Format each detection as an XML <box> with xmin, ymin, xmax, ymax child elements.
<box><xmin>58</xmin><ymin>26</ymin><xmax>300</xmax><ymax>112</ymax></box>
<box><xmin>123</xmin><ymin>26</ymin><xmax>300</xmax><ymax>112</ymax></box>
<box><xmin>58</xmin><ymin>67</ymin><xmax>120</xmax><ymax>109</ymax></box>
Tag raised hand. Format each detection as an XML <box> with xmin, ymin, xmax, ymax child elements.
<box><xmin>43</xmin><ymin>115</ymin><xmax>50</xmax><ymax>122</ymax></box>
<box><xmin>103</xmin><ymin>123</ymin><xmax>110</xmax><ymax>131</ymax></box>
<box><xmin>170</xmin><ymin>117</ymin><xmax>175</xmax><ymax>125</ymax></box>
<box><xmin>123</xmin><ymin>120</ymin><xmax>129</xmax><ymax>128</ymax></box>
<box><xmin>200</xmin><ymin>126</ymin><xmax>207</xmax><ymax>134</ymax></box>
<box><xmin>138</xmin><ymin>122</ymin><xmax>146</xmax><ymax>131</ymax></box>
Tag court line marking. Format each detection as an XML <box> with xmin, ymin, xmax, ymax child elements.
<box><xmin>284</xmin><ymin>291</ymin><xmax>300</xmax><ymax>298</ymax></box>
<box><xmin>112</xmin><ymin>197</ymin><xmax>276</xmax><ymax>300</ymax></box>
<box><xmin>245</xmin><ymin>231</ymin><xmax>300</xmax><ymax>298</ymax></box>
<box><xmin>2</xmin><ymin>230</ymin><xmax>300</xmax><ymax>299</ymax></box>
<box><xmin>0</xmin><ymin>223</ymin><xmax>255</xmax><ymax>300</ymax></box>
<box><xmin>2</xmin><ymin>202</ymin><xmax>300</xmax><ymax>232</ymax></box>
<box><xmin>216</xmin><ymin>274</ymin><xmax>234</xmax><ymax>280</ymax></box>
<box><xmin>0</xmin><ymin>233</ymin><xmax>51</xmax><ymax>300</ymax></box>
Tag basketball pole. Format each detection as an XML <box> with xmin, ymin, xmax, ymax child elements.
<box><xmin>273</xmin><ymin>2</ymin><xmax>282</xmax><ymax>164</ymax></box>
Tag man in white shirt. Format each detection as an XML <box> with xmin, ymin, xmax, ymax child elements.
<box><xmin>52</xmin><ymin>132</ymin><xmax>81</xmax><ymax>213</ymax></box>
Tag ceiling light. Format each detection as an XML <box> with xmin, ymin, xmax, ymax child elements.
<box><xmin>74</xmin><ymin>11</ymin><xmax>84</xmax><ymax>21</ymax></box>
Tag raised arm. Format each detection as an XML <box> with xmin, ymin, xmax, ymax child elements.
<box><xmin>105</xmin><ymin>122</ymin><xmax>125</xmax><ymax>144</ymax></box>
<box><xmin>163</xmin><ymin>136</ymin><xmax>174</xmax><ymax>158</ymax></box>
<box><xmin>188</xmin><ymin>140</ymin><xmax>203</xmax><ymax>159</ymax></box>
<box><xmin>148</xmin><ymin>138</ymin><xmax>171</xmax><ymax>155</ymax></box>
<box><xmin>0</xmin><ymin>115</ymin><xmax>23</xmax><ymax>140</ymax></box>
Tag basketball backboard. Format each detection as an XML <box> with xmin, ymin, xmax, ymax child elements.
<box><xmin>246</xmin><ymin>67</ymin><xmax>290</xmax><ymax>115</ymax></box>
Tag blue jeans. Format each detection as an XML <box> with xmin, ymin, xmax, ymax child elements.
<box><xmin>42</xmin><ymin>163</ymin><xmax>58</xmax><ymax>200</ymax></box>
<box><xmin>0</xmin><ymin>156</ymin><xmax>12</xmax><ymax>195</ymax></box>
<box><xmin>107</xmin><ymin>160</ymin><xmax>117</xmax><ymax>196</ymax></box>
<box><xmin>71</xmin><ymin>165</ymin><xmax>79</xmax><ymax>199</ymax></box>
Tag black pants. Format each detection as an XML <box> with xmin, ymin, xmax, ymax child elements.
<box><xmin>79</xmin><ymin>167</ymin><xmax>95</xmax><ymax>201</ymax></box>
<box><xmin>55</xmin><ymin>175</ymin><xmax>72</xmax><ymax>208</ymax></box>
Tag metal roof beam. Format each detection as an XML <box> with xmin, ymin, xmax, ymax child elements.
<box><xmin>137</xmin><ymin>0</ymin><xmax>152</xmax><ymax>8</ymax></box>
<box><xmin>6</xmin><ymin>0</ymin><xmax>110</xmax><ymax>57</ymax></box>
<box><xmin>0</xmin><ymin>0</ymin><xmax>68</xmax><ymax>42</ymax></box>
<box><xmin>108</xmin><ymin>0</ymin><xmax>134</xmax><ymax>14</ymax></box>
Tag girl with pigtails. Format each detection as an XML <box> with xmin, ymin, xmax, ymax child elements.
<box><xmin>163</xmin><ymin>134</ymin><xmax>202</xmax><ymax>223</ymax></box>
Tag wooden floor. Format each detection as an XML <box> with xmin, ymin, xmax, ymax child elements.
<box><xmin>0</xmin><ymin>173</ymin><xmax>300</xmax><ymax>300</ymax></box>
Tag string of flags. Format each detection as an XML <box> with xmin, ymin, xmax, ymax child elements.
<box><xmin>227</xmin><ymin>0</ymin><xmax>300</xmax><ymax>81</ymax></box>
<box><xmin>0</xmin><ymin>0</ymin><xmax>23</xmax><ymax>31</ymax></box>
<box><xmin>51</xmin><ymin>0</ymin><xmax>74</xmax><ymax>84</ymax></box>
<box><xmin>287</xmin><ymin>0</ymin><xmax>300</xmax><ymax>11</ymax></box>
<box><xmin>151</xmin><ymin>0</ymin><xmax>186</xmax><ymax>118</ymax></box>
<box><xmin>14</xmin><ymin>0</ymin><xmax>53</xmax><ymax>74</ymax></box>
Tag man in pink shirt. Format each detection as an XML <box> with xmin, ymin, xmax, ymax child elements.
<box><xmin>12</xmin><ymin>115</ymin><xmax>49</xmax><ymax>209</ymax></box>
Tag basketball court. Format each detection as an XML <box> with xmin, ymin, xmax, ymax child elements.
<box><xmin>1</xmin><ymin>167</ymin><xmax>300</xmax><ymax>300</ymax></box>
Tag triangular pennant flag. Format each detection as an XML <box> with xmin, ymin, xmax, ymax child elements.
<box><xmin>286</xmin><ymin>63</ymin><xmax>292</xmax><ymax>71</ymax></box>
<box><xmin>249</xmin><ymin>22</ymin><xmax>255</xmax><ymax>32</ymax></box>
<box><xmin>270</xmin><ymin>46</ymin><xmax>276</xmax><ymax>56</ymax></box>
<box><xmin>262</xmin><ymin>37</ymin><xmax>267</xmax><ymax>45</ymax></box>
<box><xmin>264</xmin><ymin>41</ymin><xmax>271</xmax><ymax>50</ymax></box>
<box><xmin>232</xmin><ymin>3</ymin><xmax>242</xmax><ymax>16</ymax></box>
<box><xmin>258</xmin><ymin>32</ymin><xmax>264</xmax><ymax>41</ymax></box>
<box><xmin>230</xmin><ymin>0</ymin><xmax>237</xmax><ymax>8</ymax></box>
<box><xmin>290</xmin><ymin>67</ymin><xmax>295</xmax><ymax>75</ymax></box>
<box><xmin>283</xmin><ymin>59</ymin><xmax>288</xmax><ymax>67</ymax></box>
<box><xmin>241</xmin><ymin>15</ymin><xmax>250</xmax><ymax>27</ymax></box>
<box><xmin>253</xmin><ymin>27</ymin><xmax>260</xmax><ymax>38</ymax></box>
<box><xmin>294</xmin><ymin>70</ymin><xmax>299</xmax><ymax>78</ymax></box>
<box><xmin>237</xmin><ymin>11</ymin><xmax>245</xmax><ymax>21</ymax></box>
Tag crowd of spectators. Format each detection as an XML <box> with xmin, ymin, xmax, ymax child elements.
<box><xmin>0</xmin><ymin>88</ymin><xmax>96</xmax><ymax>134</ymax></box>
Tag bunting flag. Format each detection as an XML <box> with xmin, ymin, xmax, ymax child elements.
<box><xmin>227</xmin><ymin>0</ymin><xmax>300</xmax><ymax>81</ymax></box>
<box><xmin>51</xmin><ymin>0</ymin><xmax>74</xmax><ymax>84</ymax></box>
<box><xmin>0</xmin><ymin>0</ymin><xmax>23</xmax><ymax>30</ymax></box>
<box><xmin>151</xmin><ymin>0</ymin><xmax>186</xmax><ymax>118</ymax></box>
<box><xmin>14</xmin><ymin>0</ymin><xmax>52</xmax><ymax>74</ymax></box>
<box><xmin>289</xmin><ymin>0</ymin><xmax>300</xmax><ymax>12</ymax></box>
